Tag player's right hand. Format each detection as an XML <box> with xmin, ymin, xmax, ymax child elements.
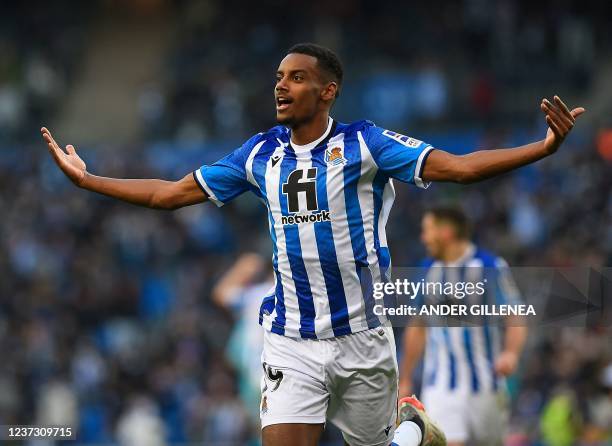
<box><xmin>41</xmin><ymin>127</ymin><xmax>87</xmax><ymax>187</ymax></box>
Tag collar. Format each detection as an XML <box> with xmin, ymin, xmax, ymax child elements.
<box><xmin>289</xmin><ymin>117</ymin><xmax>334</xmax><ymax>153</ymax></box>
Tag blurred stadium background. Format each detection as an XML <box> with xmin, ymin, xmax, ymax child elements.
<box><xmin>1</xmin><ymin>0</ymin><xmax>610</xmax><ymax>444</ymax></box>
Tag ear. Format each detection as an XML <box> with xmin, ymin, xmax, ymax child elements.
<box><xmin>321</xmin><ymin>82</ymin><xmax>338</xmax><ymax>102</ymax></box>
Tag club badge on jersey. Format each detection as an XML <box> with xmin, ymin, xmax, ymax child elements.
<box><xmin>325</xmin><ymin>146</ymin><xmax>347</xmax><ymax>166</ymax></box>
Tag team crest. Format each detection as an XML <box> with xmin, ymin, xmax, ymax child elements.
<box><xmin>325</xmin><ymin>146</ymin><xmax>346</xmax><ymax>166</ymax></box>
<box><xmin>382</xmin><ymin>130</ymin><xmax>422</xmax><ymax>148</ymax></box>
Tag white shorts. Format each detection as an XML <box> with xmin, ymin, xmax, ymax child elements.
<box><xmin>260</xmin><ymin>326</ymin><xmax>399</xmax><ymax>446</ymax></box>
<box><xmin>422</xmin><ymin>387</ymin><xmax>509</xmax><ymax>445</ymax></box>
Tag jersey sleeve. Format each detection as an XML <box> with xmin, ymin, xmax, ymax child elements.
<box><xmin>192</xmin><ymin>135</ymin><xmax>260</xmax><ymax>207</ymax></box>
<box><xmin>364</xmin><ymin>125</ymin><xmax>434</xmax><ymax>188</ymax></box>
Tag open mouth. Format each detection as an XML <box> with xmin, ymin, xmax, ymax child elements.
<box><xmin>276</xmin><ymin>96</ymin><xmax>293</xmax><ymax>111</ymax></box>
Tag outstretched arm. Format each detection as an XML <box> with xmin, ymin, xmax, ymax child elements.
<box><xmin>41</xmin><ymin>127</ymin><xmax>207</xmax><ymax>210</ymax></box>
<box><xmin>422</xmin><ymin>96</ymin><xmax>585</xmax><ymax>184</ymax></box>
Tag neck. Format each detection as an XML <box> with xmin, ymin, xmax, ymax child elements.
<box><xmin>290</xmin><ymin>112</ymin><xmax>330</xmax><ymax>146</ymax></box>
<box><xmin>441</xmin><ymin>240</ymin><xmax>471</xmax><ymax>263</ymax></box>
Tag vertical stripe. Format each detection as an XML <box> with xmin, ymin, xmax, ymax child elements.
<box><xmin>342</xmin><ymin>132</ymin><xmax>377</xmax><ymax>329</ymax></box>
<box><xmin>255</xmin><ymin>142</ymin><xmax>301</xmax><ymax>337</ymax></box>
<box><xmin>471</xmin><ymin>325</ymin><xmax>492</xmax><ymax>392</ymax></box>
<box><xmin>424</xmin><ymin>330</ymin><xmax>439</xmax><ymax>387</ymax></box>
<box><xmin>483</xmin><ymin>321</ymin><xmax>497</xmax><ymax>391</ymax></box>
<box><xmin>460</xmin><ymin>265</ymin><xmax>480</xmax><ymax>392</ymax></box>
<box><xmin>356</xmin><ymin>131</ymin><xmax>385</xmax><ymax>328</ymax></box>
<box><xmin>482</xmin><ymin>264</ymin><xmax>498</xmax><ymax>391</ymax></box>
<box><xmin>423</xmin><ymin>264</ymin><xmax>443</xmax><ymax>389</ymax></box>
<box><xmin>303</xmin><ymin>140</ymin><xmax>354</xmax><ymax>336</ymax></box>
<box><xmin>443</xmin><ymin>327</ymin><xmax>457</xmax><ymax>390</ymax></box>
<box><xmin>376</xmin><ymin>180</ymin><xmax>395</xmax><ymax>282</ymax></box>
<box><xmin>376</xmin><ymin>180</ymin><xmax>395</xmax><ymax>248</ymax></box>
<box><xmin>250</xmin><ymin>142</ymin><xmax>285</xmax><ymax>335</ymax></box>
<box><xmin>423</xmin><ymin>251</ymin><xmax>510</xmax><ymax>394</ymax></box>
<box><xmin>491</xmin><ymin>323</ymin><xmax>503</xmax><ymax>391</ymax></box>
<box><xmin>293</xmin><ymin>151</ymin><xmax>331</xmax><ymax>338</ymax></box>
<box><xmin>245</xmin><ymin>140</ymin><xmax>266</xmax><ymax>187</ymax></box>
<box><xmin>446</xmin><ymin>266</ymin><xmax>471</xmax><ymax>391</ymax></box>
<box><xmin>278</xmin><ymin>151</ymin><xmax>318</xmax><ymax>338</ymax></box>
<box><xmin>372</xmin><ymin>173</ymin><xmax>395</xmax><ymax>287</ymax></box>
<box><xmin>466</xmin><ymin>259</ymin><xmax>492</xmax><ymax>392</ymax></box>
<box><xmin>243</xmin><ymin>141</ymin><xmax>274</xmax><ymax>327</ymax></box>
<box><xmin>440</xmin><ymin>269</ymin><xmax>457</xmax><ymax>390</ymax></box>
<box><xmin>322</xmin><ymin>132</ymin><xmax>368</xmax><ymax>334</ymax></box>
<box><xmin>463</xmin><ymin>327</ymin><xmax>480</xmax><ymax>392</ymax></box>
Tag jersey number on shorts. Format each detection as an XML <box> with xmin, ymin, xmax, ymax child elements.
<box><xmin>263</xmin><ymin>362</ymin><xmax>284</xmax><ymax>392</ymax></box>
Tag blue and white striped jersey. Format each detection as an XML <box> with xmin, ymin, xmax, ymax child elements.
<box><xmin>419</xmin><ymin>244</ymin><xmax>522</xmax><ymax>394</ymax></box>
<box><xmin>193</xmin><ymin>118</ymin><xmax>433</xmax><ymax>339</ymax></box>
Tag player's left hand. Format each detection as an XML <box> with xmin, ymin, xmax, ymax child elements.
<box><xmin>541</xmin><ymin>95</ymin><xmax>585</xmax><ymax>154</ymax></box>
<box><xmin>494</xmin><ymin>351</ymin><xmax>519</xmax><ymax>376</ymax></box>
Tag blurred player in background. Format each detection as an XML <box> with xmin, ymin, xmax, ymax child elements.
<box><xmin>399</xmin><ymin>208</ymin><xmax>528</xmax><ymax>446</ymax></box>
<box><xmin>42</xmin><ymin>42</ymin><xmax>583</xmax><ymax>446</ymax></box>
<box><xmin>212</xmin><ymin>253</ymin><xmax>274</xmax><ymax>443</ymax></box>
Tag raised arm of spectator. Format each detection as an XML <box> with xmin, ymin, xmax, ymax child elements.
<box><xmin>41</xmin><ymin>127</ymin><xmax>207</xmax><ymax>210</ymax></box>
<box><xmin>211</xmin><ymin>253</ymin><xmax>266</xmax><ymax>309</ymax></box>
<box><xmin>422</xmin><ymin>96</ymin><xmax>585</xmax><ymax>184</ymax></box>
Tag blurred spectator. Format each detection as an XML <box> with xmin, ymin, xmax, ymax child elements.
<box><xmin>584</xmin><ymin>363</ymin><xmax>612</xmax><ymax>443</ymax></box>
<box><xmin>212</xmin><ymin>252</ymin><xmax>274</xmax><ymax>440</ymax></box>
<box><xmin>540</xmin><ymin>388</ymin><xmax>582</xmax><ymax>446</ymax></box>
<box><xmin>116</xmin><ymin>396</ymin><xmax>167</xmax><ymax>446</ymax></box>
<box><xmin>36</xmin><ymin>380</ymin><xmax>79</xmax><ymax>428</ymax></box>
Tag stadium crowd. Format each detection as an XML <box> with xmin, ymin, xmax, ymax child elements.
<box><xmin>1</xmin><ymin>0</ymin><xmax>611</xmax><ymax>445</ymax></box>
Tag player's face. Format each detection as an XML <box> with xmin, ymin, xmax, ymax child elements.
<box><xmin>421</xmin><ymin>214</ymin><xmax>453</xmax><ymax>259</ymax></box>
<box><xmin>275</xmin><ymin>53</ymin><xmax>328</xmax><ymax>126</ymax></box>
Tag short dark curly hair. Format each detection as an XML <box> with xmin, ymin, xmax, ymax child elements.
<box><xmin>287</xmin><ymin>43</ymin><xmax>343</xmax><ymax>98</ymax></box>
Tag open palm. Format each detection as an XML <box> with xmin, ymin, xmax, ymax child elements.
<box><xmin>41</xmin><ymin>127</ymin><xmax>87</xmax><ymax>186</ymax></box>
<box><xmin>540</xmin><ymin>96</ymin><xmax>585</xmax><ymax>154</ymax></box>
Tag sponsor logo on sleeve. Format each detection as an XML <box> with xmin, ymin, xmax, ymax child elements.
<box><xmin>382</xmin><ymin>129</ymin><xmax>423</xmax><ymax>148</ymax></box>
